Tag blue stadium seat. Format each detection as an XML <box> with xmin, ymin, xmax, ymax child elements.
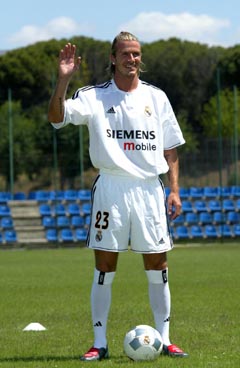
<box><xmin>172</xmin><ymin>213</ymin><xmax>185</xmax><ymax>226</ymax></box>
<box><xmin>222</xmin><ymin>199</ymin><xmax>235</xmax><ymax>212</ymax></box>
<box><xmin>4</xmin><ymin>230</ymin><xmax>17</xmax><ymax>243</ymax></box>
<box><xmin>184</xmin><ymin>213</ymin><xmax>198</xmax><ymax>225</ymax></box>
<box><xmin>53</xmin><ymin>204</ymin><xmax>66</xmax><ymax>216</ymax></box>
<box><xmin>67</xmin><ymin>203</ymin><xmax>81</xmax><ymax>216</ymax></box>
<box><xmin>198</xmin><ymin>212</ymin><xmax>212</xmax><ymax>225</ymax></box>
<box><xmin>77</xmin><ymin>189</ymin><xmax>91</xmax><ymax>202</ymax></box>
<box><xmin>82</xmin><ymin>203</ymin><xmax>92</xmax><ymax>215</ymax></box>
<box><xmin>233</xmin><ymin>224</ymin><xmax>240</xmax><ymax>237</ymax></box>
<box><xmin>75</xmin><ymin>228</ymin><xmax>88</xmax><ymax>241</ymax></box>
<box><xmin>71</xmin><ymin>215</ymin><xmax>85</xmax><ymax>228</ymax></box>
<box><xmin>42</xmin><ymin>216</ymin><xmax>56</xmax><ymax>228</ymax></box>
<box><xmin>64</xmin><ymin>189</ymin><xmax>78</xmax><ymax>202</ymax></box>
<box><xmin>208</xmin><ymin>200</ymin><xmax>222</xmax><ymax>212</ymax></box>
<box><xmin>164</xmin><ymin>187</ymin><xmax>170</xmax><ymax>197</ymax></box>
<box><xmin>35</xmin><ymin>190</ymin><xmax>51</xmax><ymax>202</ymax></box>
<box><xmin>219</xmin><ymin>187</ymin><xmax>232</xmax><ymax>198</ymax></box>
<box><xmin>226</xmin><ymin>211</ymin><xmax>239</xmax><ymax>224</ymax></box>
<box><xmin>50</xmin><ymin>190</ymin><xmax>65</xmax><ymax>202</ymax></box>
<box><xmin>85</xmin><ymin>215</ymin><xmax>91</xmax><ymax>227</ymax></box>
<box><xmin>190</xmin><ymin>225</ymin><xmax>204</xmax><ymax>238</ymax></box>
<box><xmin>182</xmin><ymin>201</ymin><xmax>193</xmax><ymax>213</ymax></box>
<box><xmin>46</xmin><ymin>228</ymin><xmax>58</xmax><ymax>242</ymax></box>
<box><xmin>194</xmin><ymin>200</ymin><xmax>208</xmax><ymax>213</ymax></box>
<box><xmin>56</xmin><ymin>216</ymin><xmax>70</xmax><ymax>228</ymax></box>
<box><xmin>212</xmin><ymin>211</ymin><xmax>226</xmax><ymax>225</ymax></box>
<box><xmin>236</xmin><ymin>199</ymin><xmax>240</xmax><ymax>212</ymax></box>
<box><xmin>231</xmin><ymin>186</ymin><xmax>240</xmax><ymax>198</ymax></box>
<box><xmin>175</xmin><ymin>225</ymin><xmax>189</xmax><ymax>239</ymax></box>
<box><xmin>1</xmin><ymin>217</ymin><xmax>14</xmax><ymax>229</ymax></box>
<box><xmin>190</xmin><ymin>187</ymin><xmax>204</xmax><ymax>199</ymax></box>
<box><xmin>0</xmin><ymin>192</ymin><xmax>11</xmax><ymax>203</ymax></box>
<box><xmin>13</xmin><ymin>192</ymin><xmax>27</xmax><ymax>200</ymax></box>
<box><xmin>59</xmin><ymin>228</ymin><xmax>74</xmax><ymax>242</ymax></box>
<box><xmin>28</xmin><ymin>191</ymin><xmax>37</xmax><ymax>200</ymax></box>
<box><xmin>179</xmin><ymin>187</ymin><xmax>190</xmax><ymax>199</ymax></box>
<box><xmin>219</xmin><ymin>224</ymin><xmax>233</xmax><ymax>238</ymax></box>
<box><xmin>0</xmin><ymin>232</ymin><xmax>3</xmax><ymax>243</ymax></box>
<box><xmin>204</xmin><ymin>225</ymin><xmax>219</xmax><ymax>238</ymax></box>
<box><xmin>203</xmin><ymin>186</ymin><xmax>220</xmax><ymax>199</ymax></box>
<box><xmin>39</xmin><ymin>204</ymin><xmax>52</xmax><ymax>216</ymax></box>
<box><xmin>0</xmin><ymin>205</ymin><xmax>11</xmax><ymax>217</ymax></box>
<box><xmin>169</xmin><ymin>227</ymin><xmax>175</xmax><ymax>238</ymax></box>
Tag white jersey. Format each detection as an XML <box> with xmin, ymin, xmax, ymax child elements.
<box><xmin>52</xmin><ymin>79</ymin><xmax>185</xmax><ymax>179</ymax></box>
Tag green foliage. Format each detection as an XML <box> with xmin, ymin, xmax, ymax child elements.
<box><xmin>0</xmin><ymin>45</ymin><xmax>52</xmax><ymax>108</ymax></box>
<box><xmin>176</xmin><ymin>111</ymin><xmax>199</xmax><ymax>153</ymax></box>
<box><xmin>142</xmin><ymin>38</ymin><xmax>222</xmax><ymax>124</ymax></box>
<box><xmin>218</xmin><ymin>45</ymin><xmax>240</xmax><ymax>88</ymax></box>
<box><xmin>70</xmin><ymin>36</ymin><xmax>111</xmax><ymax>84</ymax></box>
<box><xmin>201</xmin><ymin>88</ymin><xmax>240</xmax><ymax>137</ymax></box>
<box><xmin>0</xmin><ymin>36</ymin><xmax>240</xmax><ymax>188</ymax></box>
<box><xmin>0</xmin><ymin>100</ymin><xmax>42</xmax><ymax>183</ymax></box>
<box><xmin>53</xmin><ymin>124</ymin><xmax>90</xmax><ymax>188</ymax></box>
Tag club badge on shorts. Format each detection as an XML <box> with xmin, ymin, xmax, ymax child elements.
<box><xmin>95</xmin><ymin>230</ymin><xmax>103</xmax><ymax>242</ymax></box>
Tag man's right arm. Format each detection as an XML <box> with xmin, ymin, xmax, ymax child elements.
<box><xmin>48</xmin><ymin>77</ymin><xmax>70</xmax><ymax>123</ymax></box>
<box><xmin>48</xmin><ymin>43</ymin><xmax>81</xmax><ymax>123</ymax></box>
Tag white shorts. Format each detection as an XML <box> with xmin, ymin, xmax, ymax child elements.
<box><xmin>87</xmin><ymin>172</ymin><xmax>173</xmax><ymax>253</ymax></box>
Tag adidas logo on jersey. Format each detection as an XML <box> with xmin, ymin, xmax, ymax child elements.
<box><xmin>106</xmin><ymin>106</ymin><xmax>116</xmax><ymax>113</ymax></box>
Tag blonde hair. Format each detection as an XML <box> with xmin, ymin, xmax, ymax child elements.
<box><xmin>111</xmin><ymin>31</ymin><xmax>140</xmax><ymax>56</ymax></box>
<box><xmin>109</xmin><ymin>31</ymin><xmax>145</xmax><ymax>75</ymax></box>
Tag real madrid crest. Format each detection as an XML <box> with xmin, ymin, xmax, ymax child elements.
<box><xmin>144</xmin><ymin>106</ymin><xmax>152</xmax><ymax>117</ymax></box>
<box><xmin>95</xmin><ymin>230</ymin><xmax>103</xmax><ymax>242</ymax></box>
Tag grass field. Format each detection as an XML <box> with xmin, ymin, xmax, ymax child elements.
<box><xmin>0</xmin><ymin>242</ymin><xmax>239</xmax><ymax>368</ymax></box>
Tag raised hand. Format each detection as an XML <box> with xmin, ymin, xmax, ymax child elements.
<box><xmin>58</xmin><ymin>43</ymin><xmax>81</xmax><ymax>79</ymax></box>
<box><xmin>48</xmin><ymin>43</ymin><xmax>81</xmax><ymax>123</ymax></box>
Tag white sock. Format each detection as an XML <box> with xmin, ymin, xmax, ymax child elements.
<box><xmin>145</xmin><ymin>269</ymin><xmax>171</xmax><ymax>346</ymax></box>
<box><xmin>91</xmin><ymin>269</ymin><xmax>115</xmax><ymax>348</ymax></box>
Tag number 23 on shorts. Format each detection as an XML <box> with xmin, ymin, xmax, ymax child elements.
<box><xmin>95</xmin><ymin>210</ymin><xmax>109</xmax><ymax>230</ymax></box>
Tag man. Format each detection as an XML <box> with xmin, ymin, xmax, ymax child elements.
<box><xmin>48</xmin><ymin>31</ymin><xmax>188</xmax><ymax>360</ymax></box>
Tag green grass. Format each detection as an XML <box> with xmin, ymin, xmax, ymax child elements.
<box><xmin>0</xmin><ymin>242</ymin><xmax>239</xmax><ymax>367</ymax></box>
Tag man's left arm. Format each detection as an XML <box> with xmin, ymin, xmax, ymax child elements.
<box><xmin>164</xmin><ymin>148</ymin><xmax>182</xmax><ymax>220</ymax></box>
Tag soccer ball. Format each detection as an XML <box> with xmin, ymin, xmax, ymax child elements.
<box><xmin>123</xmin><ymin>324</ymin><xmax>163</xmax><ymax>361</ymax></box>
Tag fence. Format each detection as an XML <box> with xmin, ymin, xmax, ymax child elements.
<box><xmin>0</xmin><ymin>137</ymin><xmax>239</xmax><ymax>194</ymax></box>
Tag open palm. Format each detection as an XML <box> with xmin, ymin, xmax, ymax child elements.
<box><xmin>59</xmin><ymin>43</ymin><xmax>81</xmax><ymax>78</ymax></box>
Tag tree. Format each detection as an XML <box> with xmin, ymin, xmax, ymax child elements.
<box><xmin>200</xmin><ymin>88</ymin><xmax>240</xmax><ymax>138</ymax></box>
<box><xmin>142</xmin><ymin>38</ymin><xmax>223</xmax><ymax>134</ymax></box>
<box><xmin>218</xmin><ymin>45</ymin><xmax>240</xmax><ymax>89</ymax></box>
<box><xmin>176</xmin><ymin>110</ymin><xmax>199</xmax><ymax>153</ymax></box>
<box><xmin>0</xmin><ymin>100</ymin><xmax>42</xmax><ymax>188</ymax></box>
<box><xmin>1</xmin><ymin>36</ymin><xmax>239</xmax><ymax>189</ymax></box>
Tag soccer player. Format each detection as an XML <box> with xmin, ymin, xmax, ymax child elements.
<box><xmin>48</xmin><ymin>31</ymin><xmax>188</xmax><ymax>360</ymax></box>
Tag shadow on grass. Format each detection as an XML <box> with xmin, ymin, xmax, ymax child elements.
<box><xmin>0</xmin><ymin>355</ymin><xmax>81</xmax><ymax>363</ymax></box>
<box><xmin>0</xmin><ymin>354</ymin><xmax>129</xmax><ymax>364</ymax></box>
